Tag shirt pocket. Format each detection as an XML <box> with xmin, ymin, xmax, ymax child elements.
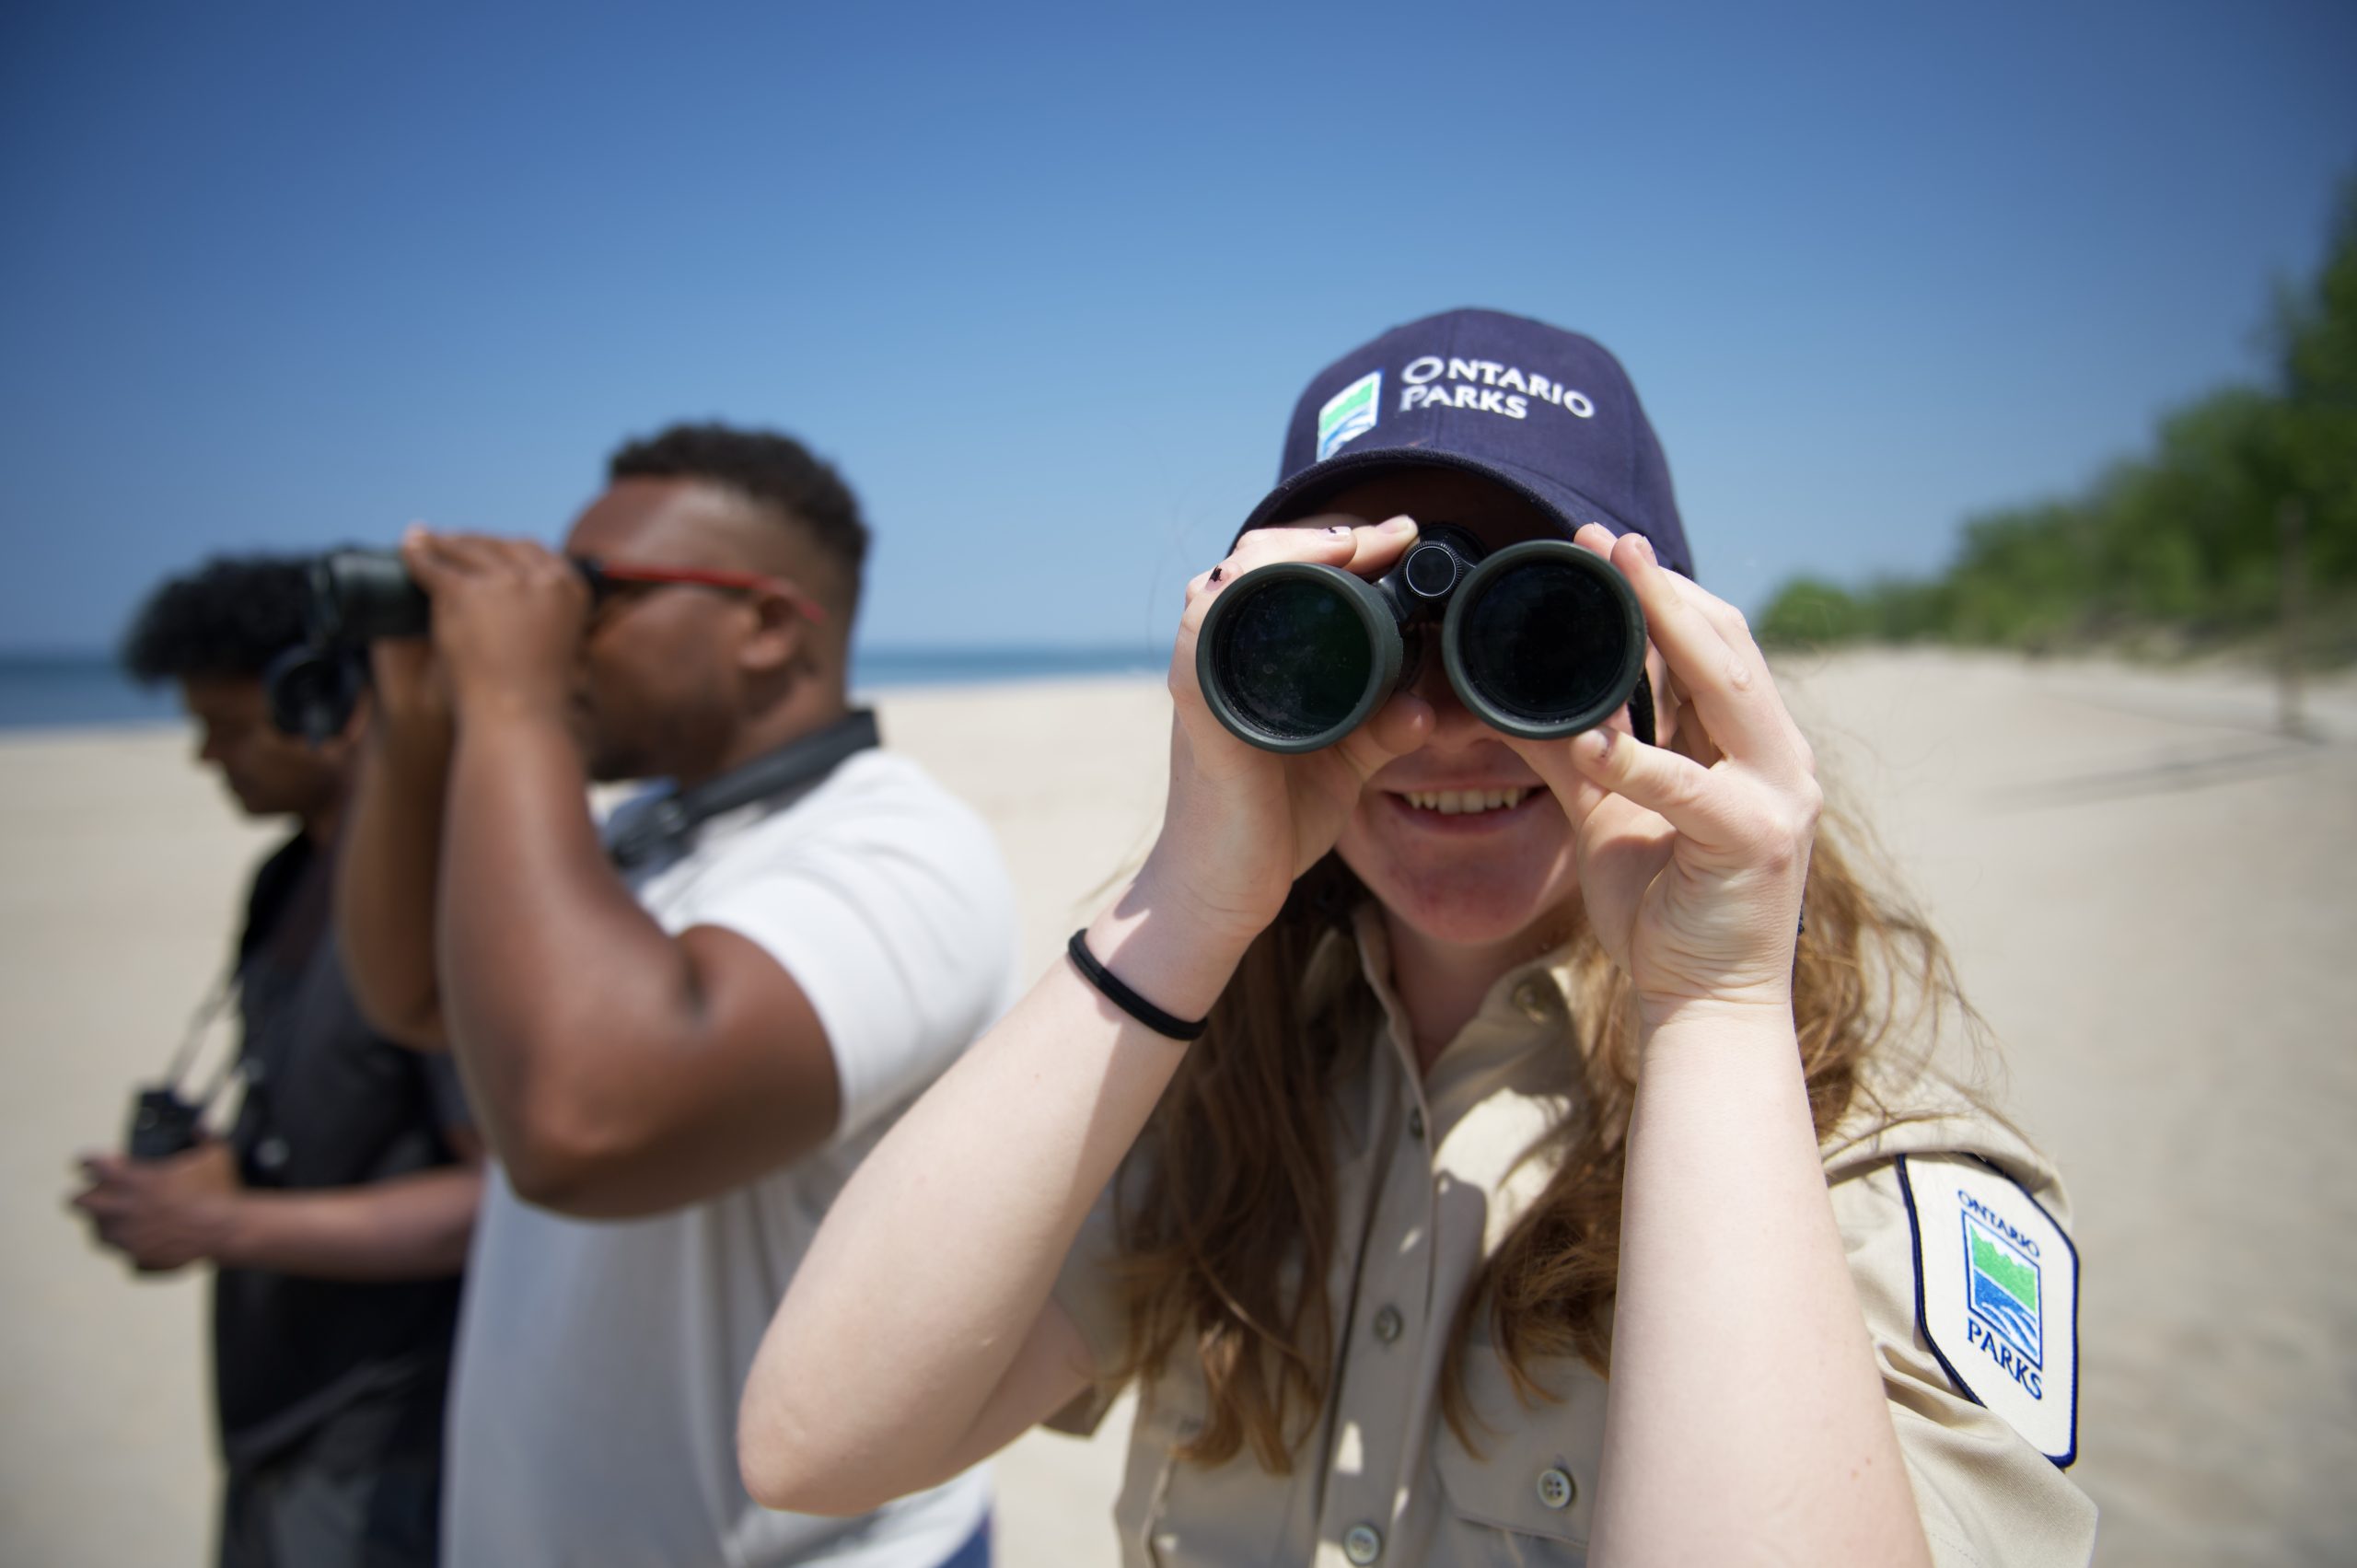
<box><xmin>1126</xmin><ymin>1375</ymin><xmax>1294</xmax><ymax>1568</ymax></box>
<box><xmin>1430</xmin><ymin>1349</ymin><xmax>1602</xmax><ymax>1567</ymax></box>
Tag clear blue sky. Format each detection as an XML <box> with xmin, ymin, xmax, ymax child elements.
<box><xmin>5</xmin><ymin>0</ymin><xmax>2353</xmax><ymax>655</ymax></box>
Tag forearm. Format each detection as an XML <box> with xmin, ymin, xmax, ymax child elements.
<box><xmin>1590</xmin><ymin>1006</ymin><xmax>1930</xmax><ymax>1566</ymax></box>
<box><xmin>741</xmin><ymin>880</ymin><xmax>1242</xmax><ymax>1512</ymax></box>
<box><xmin>340</xmin><ymin>717</ymin><xmax>454</xmax><ymax>1046</ymax></box>
<box><xmin>435</xmin><ymin>703</ymin><xmax>697</xmax><ymax>1173</ymax></box>
<box><xmin>213</xmin><ymin>1164</ymin><xmax>482</xmax><ymax>1281</ymax></box>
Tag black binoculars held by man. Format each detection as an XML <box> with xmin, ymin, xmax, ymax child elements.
<box><xmin>263</xmin><ymin>547</ymin><xmax>825</xmax><ymax>742</ymax></box>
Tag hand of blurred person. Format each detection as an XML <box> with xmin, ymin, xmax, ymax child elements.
<box><xmin>69</xmin><ymin>1141</ymin><xmax>240</xmax><ymax>1273</ymax></box>
<box><xmin>399</xmin><ymin>527</ymin><xmax>590</xmax><ymax>723</ymax></box>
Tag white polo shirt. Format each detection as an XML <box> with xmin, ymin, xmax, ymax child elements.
<box><xmin>447</xmin><ymin>749</ymin><xmax>1020</xmax><ymax>1568</ymax></box>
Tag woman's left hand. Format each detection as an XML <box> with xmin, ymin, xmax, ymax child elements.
<box><xmin>1504</xmin><ymin>524</ymin><xmax>1821</xmax><ymax>1030</ymax></box>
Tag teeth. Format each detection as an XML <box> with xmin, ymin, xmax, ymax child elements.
<box><xmin>1402</xmin><ymin>787</ymin><xmax>1528</xmax><ymax>815</ymax></box>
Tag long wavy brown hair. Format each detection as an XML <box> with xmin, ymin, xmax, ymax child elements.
<box><xmin>1106</xmin><ymin>799</ymin><xmax>1972</xmax><ymax>1471</ymax></box>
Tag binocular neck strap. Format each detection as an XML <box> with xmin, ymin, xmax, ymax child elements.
<box><xmin>156</xmin><ymin>971</ymin><xmax>243</xmax><ymax>1111</ymax></box>
<box><xmin>606</xmin><ymin>708</ymin><xmax>883</xmax><ymax>870</ymax></box>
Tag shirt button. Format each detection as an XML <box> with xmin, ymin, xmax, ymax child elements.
<box><xmin>1343</xmin><ymin>1524</ymin><xmax>1384</xmax><ymax>1564</ymax></box>
<box><xmin>1536</xmin><ymin>1466</ymin><xmax>1576</xmax><ymax>1510</ymax></box>
<box><xmin>255</xmin><ymin>1135</ymin><xmax>290</xmax><ymax>1171</ymax></box>
<box><xmin>1372</xmin><ymin>1305</ymin><xmax>1403</xmax><ymax>1343</ymax></box>
<box><xmin>1514</xmin><ymin>977</ymin><xmax>1558</xmax><ymax>1021</ymax></box>
<box><xmin>1407</xmin><ymin>1109</ymin><xmax>1425</xmax><ymax>1140</ymax></box>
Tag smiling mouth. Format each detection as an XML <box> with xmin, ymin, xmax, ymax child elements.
<box><xmin>1390</xmin><ymin>786</ymin><xmax>1536</xmax><ymax>818</ymax></box>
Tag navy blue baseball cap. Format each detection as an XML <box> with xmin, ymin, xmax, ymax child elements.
<box><xmin>1239</xmin><ymin>308</ymin><xmax>1693</xmax><ymax>577</ymax></box>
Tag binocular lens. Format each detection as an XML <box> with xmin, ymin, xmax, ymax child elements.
<box><xmin>1206</xmin><ymin>572</ymin><xmax>1385</xmax><ymax>748</ymax></box>
<box><xmin>1448</xmin><ymin>551</ymin><xmax>1643</xmax><ymax>735</ymax></box>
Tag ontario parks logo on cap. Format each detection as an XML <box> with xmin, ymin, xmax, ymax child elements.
<box><xmin>1317</xmin><ymin>371</ymin><xmax>1381</xmax><ymax>460</ymax></box>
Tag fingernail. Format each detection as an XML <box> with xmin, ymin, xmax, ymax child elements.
<box><xmin>1328</xmin><ymin>524</ymin><xmax>1353</xmax><ymax>535</ymax></box>
<box><xmin>1576</xmin><ymin>727</ymin><xmax>1614</xmax><ymax>763</ymax></box>
<box><xmin>1633</xmin><ymin>535</ymin><xmax>1657</xmax><ymax>563</ymax></box>
<box><xmin>1382</xmin><ymin>515</ymin><xmax>1416</xmax><ymax>531</ymax></box>
<box><xmin>1208</xmin><ymin>566</ymin><xmax>1223</xmax><ymax>584</ymax></box>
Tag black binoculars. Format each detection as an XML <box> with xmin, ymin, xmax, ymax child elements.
<box><xmin>301</xmin><ymin>548</ymin><xmax>435</xmax><ymax>644</ymax></box>
<box><xmin>262</xmin><ymin>549</ymin><xmax>641</xmax><ymax>740</ymax></box>
<box><xmin>125</xmin><ymin>1086</ymin><xmax>204</xmax><ymax>1161</ymax></box>
<box><xmin>1196</xmin><ymin>525</ymin><xmax>1649</xmax><ymax>753</ymax></box>
<box><xmin>259</xmin><ymin>550</ymin><xmax>434</xmax><ymax>741</ymax></box>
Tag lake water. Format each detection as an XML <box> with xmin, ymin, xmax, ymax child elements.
<box><xmin>0</xmin><ymin>647</ymin><xmax>1164</xmax><ymax>733</ymax></box>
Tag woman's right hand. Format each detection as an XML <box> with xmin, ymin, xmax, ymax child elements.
<box><xmin>1140</xmin><ymin>516</ymin><xmax>1434</xmax><ymax>949</ymax></box>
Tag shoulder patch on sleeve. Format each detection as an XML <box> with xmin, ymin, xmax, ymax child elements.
<box><xmin>1896</xmin><ymin>1153</ymin><xmax>2080</xmax><ymax>1467</ymax></box>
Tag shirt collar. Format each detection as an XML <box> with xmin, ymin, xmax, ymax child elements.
<box><xmin>1346</xmin><ymin>902</ymin><xmax>1580</xmax><ymax>1080</ymax></box>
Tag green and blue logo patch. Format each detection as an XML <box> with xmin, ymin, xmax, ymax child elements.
<box><xmin>1963</xmin><ymin>1212</ymin><xmax>2042</xmax><ymax>1366</ymax></box>
<box><xmin>1317</xmin><ymin>371</ymin><xmax>1381</xmax><ymax>460</ymax></box>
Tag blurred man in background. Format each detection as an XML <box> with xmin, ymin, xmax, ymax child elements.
<box><xmin>71</xmin><ymin>555</ymin><xmax>482</xmax><ymax>1568</ymax></box>
<box><xmin>338</xmin><ymin>424</ymin><xmax>1017</xmax><ymax>1568</ymax></box>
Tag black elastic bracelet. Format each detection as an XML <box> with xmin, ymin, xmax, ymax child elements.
<box><xmin>1066</xmin><ymin>929</ymin><xmax>1209</xmax><ymax>1041</ymax></box>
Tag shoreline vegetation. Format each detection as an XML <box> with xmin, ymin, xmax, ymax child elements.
<box><xmin>1761</xmin><ymin>179</ymin><xmax>2357</xmax><ymax>670</ymax></box>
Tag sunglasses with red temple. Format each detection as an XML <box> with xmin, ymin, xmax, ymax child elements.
<box><xmin>576</xmin><ymin>559</ymin><xmax>827</xmax><ymax>627</ymax></box>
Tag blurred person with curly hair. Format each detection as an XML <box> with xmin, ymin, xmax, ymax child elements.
<box><xmin>75</xmin><ymin>553</ymin><xmax>482</xmax><ymax>1568</ymax></box>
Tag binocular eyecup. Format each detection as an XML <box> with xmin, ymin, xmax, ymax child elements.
<box><xmin>1196</xmin><ymin>526</ymin><xmax>1647</xmax><ymax>753</ymax></box>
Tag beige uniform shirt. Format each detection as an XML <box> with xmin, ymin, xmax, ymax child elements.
<box><xmin>1051</xmin><ymin>913</ymin><xmax>2096</xmax><ymax>1566</ymax></box>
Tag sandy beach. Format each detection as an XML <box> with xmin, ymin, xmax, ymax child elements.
<box><xmin>4</xmin><ymin>650</ymin><xmax>2352</xmax><ymax>1565</ymax></box>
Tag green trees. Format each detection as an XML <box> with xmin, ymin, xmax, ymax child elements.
<box><xmin>1759</xmin><ymin>179</ymin><xmax>2357</xmax><ymax>661</ymax></box>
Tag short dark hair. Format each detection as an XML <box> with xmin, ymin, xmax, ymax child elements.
<box><xmin>121</xmin><ymin>555</ymin><xmax>313</xmax><ymax>684</ymax></box>
<box><xmin>608</xmin><ymin>423</ymin><xmax>868</xmax><ymax>604</ymax></box>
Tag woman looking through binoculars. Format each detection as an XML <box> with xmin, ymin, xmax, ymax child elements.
<box><xmin>737</xmin><ymin>310</ymin><xmax>2095</xmax><ymax>1564</ymax></box>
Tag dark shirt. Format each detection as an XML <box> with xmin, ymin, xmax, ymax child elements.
<box><xmin>214</xmin><ymin>831</ymin><xmax>471</xmax><ymax>1473</ymax></box>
